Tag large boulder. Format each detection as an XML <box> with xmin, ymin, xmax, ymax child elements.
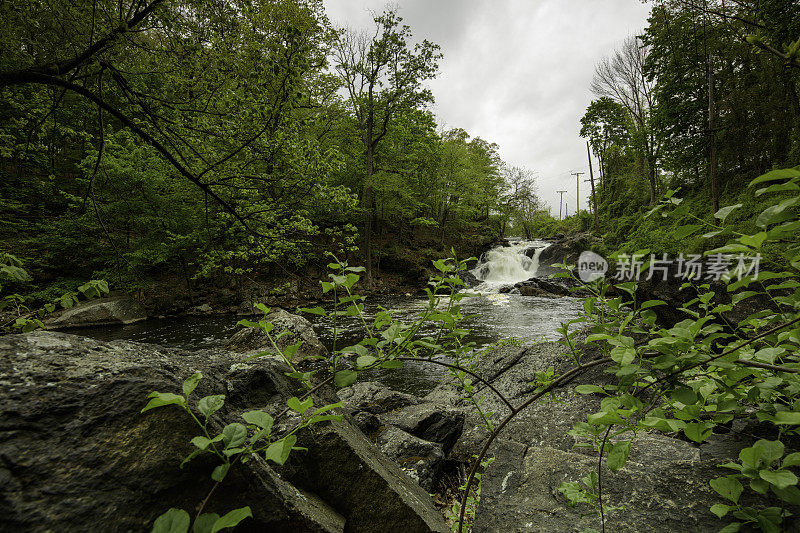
<box><xmin>0</xmin><ymin>331</ymin><xmax>448</xmax><ymax>532</ymax></box>
<box><xmin>536</xmin><ymin>233</ymin><xmax>600</xmax><ymax>278</ymax></box>
<box><xmin>224</xmin><ymin>308</ymin><xmax>327</xmax><ymax>362</ymax></box>
<box><xmin>427</xmin><ymin>340</ymin><xmax>796</xmax><ymax>532</ymax></box>
<box><xmin>43</xmin><ymin>296</ymin><xmax>147</xmax><ymax>329</ymax></box>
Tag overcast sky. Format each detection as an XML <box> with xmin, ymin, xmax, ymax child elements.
<box><xmin>322</xmin><ymin>0</ymin><xmax>651</xmax><ymax>216</ymax></box>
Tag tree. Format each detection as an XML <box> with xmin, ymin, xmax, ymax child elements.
<box><xmin>591</xmin><ymin>36</ymin><xmax>661</xmax><ymax>204</ymax></box>
<box><xmin>580</xmin><ymin>97</ymin><xmax>630</xmax><ymax>187</ymax></box>
<box><xmin>332</xmin><ymin>8</ymin><xmax>441</xmax><ymax>285</ymax></box>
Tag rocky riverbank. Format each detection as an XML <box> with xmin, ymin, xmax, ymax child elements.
<box><xmin>0</xmin><ymin>331</ymin><xmax>449</xmax><ymax>532</ymax></box>
<box><xmin>4</xmin><ymin>308</ymin><xmax>796</xmax><ymax>531</ymax></box>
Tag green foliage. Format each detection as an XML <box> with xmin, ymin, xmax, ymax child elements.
<box><xmin>554</xmin><ymin>167</ymin><xmax>800</xmax><ymax>532</ymax></box>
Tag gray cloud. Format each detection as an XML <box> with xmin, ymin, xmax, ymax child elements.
<box><xmin>323</xmin><ymin>0</ymin><xmax>650</xmax><ymax>215</ymax></box>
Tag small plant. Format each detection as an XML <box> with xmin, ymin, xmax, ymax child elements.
<box><xmin>446</xmin><ymin>456</ymin><xmax>495</xmax><ymax>532</ymax></box>
<box><xmin>143</xmin><ymin>371</ymin><xmax>343</xmax><ymax>531</ymax></box>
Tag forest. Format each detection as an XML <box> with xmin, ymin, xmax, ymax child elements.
<box><xmin>2</xmin><ymin>1</ymin><xmax>800</xmax><ymax>533</ymax></box>
<box><xmin>0</xmin><ymin>0</ymin><xmax>537</xmax><ymax>306</ymax></box>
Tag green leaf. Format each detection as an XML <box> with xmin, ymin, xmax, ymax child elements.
<box><xmin>574</xmin><ymin>385</ymin><xmax>606</xmax><ymax>395</ymax></box>
<box><xmin>759</xmin><ymin>469</ymin><xmax>798</xmax><ymax>490</ymax></box>
<box><xmin>192</xmin><ymin>514</ymin><xmax>220</xmax><ymax>533</ymax></box>
<box><xmin>606</xmin><ymin>440</ymin><xmax>631</xmax><ymax>472</ymax></box>
<box><xmin>141</xmin><ymin>392</ymin><xmax>185</xmax><ymax>413</ymax></box>
<box><xmin>710</xmin><ymin>476</ymin><xmax>743</xmax><ymax>503</ymax></box>
<box><xmin>610</xmin><ymin>346</ymin><xmax>636</xmax><ymax>365</ymax></box>
<box><xmin>152</xmin><ymin>508</ymin><xmax>190</xmax><ymax>533</ymax></box>
<box><xmin>287</xmin><ymin>396</ymin><xmax>314</xmax><ymax>414</ymax></box>
<box><xmin>640</xmin><ymin>299</ymin><xmax>666</xmax><ymax>310</ymax></box>
<box><xmin>772</xmin><ymin>485</ymin><xmax>800</xmax><ymax>505</ymax></box>
<box><xmin>265</xmin><ymin>435</ymin><xmax>297</xmax><ymax>465</ymax></box>
<box><xmin>756</xmin><ymin>196</ymin><xmax>800</xmax><ymax>228</ymax></box>
<box><xmin>356</xmin><ymin>355</ymin><xmax>377</xmax><ymax>368</ymax></box>
<box><xmin>334</xmin><ymin>370</ymin><xmax>357</xmax><ymax>388</ymax></box>
<box><xmin>673</xmin><ymin>224</ymin><xmax>702</xmax><ymax>239</ymax></box>
<box><xmin>242</xmin><ymin>410</ymin><xmax>274</xmax><ymax>432</ymax></box>
<box><xmin>211</xmin><ymin>462</ymin><xmax>230</xmax><ymax>482</ymax></box>
<box><xmin>210</xmin><ymin>507</ymin><xmax>253</xmax><ymax>533</ymax></box>
<box><xmin>684</xmin><ymin>422</ymin><xmax>713</xmax><ymax>443</ymax></box>
<box><xmin>749</xmin><ymin>168</ymin><xmax>800</xmax><ymax>186</ymax></box>
<box><xmin>672</xmin><ymin>388</ymin><xmax>697</xmax><ymax>405</ymax></box>
<box><xmin>782</xmin><ymin>452</ymin><xmax>800</xmax><ymax>468</ymax></box>
<box><xmin>710</xmin><ymin>504</ymin><xmax>731</xmax><ymax>518</ymax></box>
<box><xmin>381</xmin><ymin>360</ymin><xmax>403</xmax><ymax>369</ymax></box>
<box><xmin>715</xmin><ymin>204</ymin><xmax>742</xmax><ymax>222</ymax></box>
<box><xmin>182</xmin><ymin>372</ymin><xmax>202</xmax><ymax>396</ymax></box>
<box><xmin>773</xmin><ymin>411</ymin><xmax>800</xmax><ymax>425</ymax></box>
<box><xmin>191</xmin><ymin>436</ymin><xmax>212</xmax><ymax>451</ymax></box>
<box><xmin>222</xmin><ymin>423</ymin><xmax>247</xmax><ymax>449</ymax></box>
<box><xmin>739</xmin><ymin>232</ymin><xmax>767</xmax><ymax>249</ymax></box>
<box><xmin>198</xmin><ymin>395</ymin><xmax>225</xmax><ymax>419</ymax></box>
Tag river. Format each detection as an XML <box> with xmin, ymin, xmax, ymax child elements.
<box><xmin>70</xmin><ymin>240</ymin><xmax>583</xmax><ymax>393</ymax></box>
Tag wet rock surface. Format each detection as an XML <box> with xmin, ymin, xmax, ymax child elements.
<box><xmin>337</xmin><ymin>381</ymin><xmax>469</xmax><ymax>497</ymax></box>
<box><xmin>0</xmin><ymin>332</ymin><xmax>448</xmax><ymax>532</ymax></box>
<box><xmin>43</xmin><ymin>295</ymin><xmax>147</xmax><ymax>329</ymax></box>
<box><xmin>224</xmin><ymin>308</ymin><xmax>327</xmax><ymax>361</ymax></box>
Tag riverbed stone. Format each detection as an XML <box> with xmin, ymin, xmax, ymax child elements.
<box><xmin>535</xmin><ymin>233</ymin><xmax>600</xmax><ymax>278</ymax></box>
<box><xmin>337</xmin><ymin>381</ymin><xmax>422</xmax><ymax>414</ymax></box>
<box><xmin>380</xmin><ymin>402</ymin><xmax>465</xmax><ymax>453</ymax></box>
<box><xmin>224</xmin><ymin>308</ymin><xmax>327</xmax><ymax>361</ymax></box>
<box><xmin>43</xmin><ymin>295</ymin><xmax>147</xmax><ymax>329</ymax></box>
<box><xmin>0</xmin><ymin>331</ymin><xmax>343</xmax><ymax>532</ymax></box>
<box><xmin>376</xmin><ymin>426</ymin><xmax>445</xmax><ymax>492</ymax></box>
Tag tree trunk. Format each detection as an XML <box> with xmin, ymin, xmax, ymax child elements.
<box><xmin>364</xmin><ymin>142</ymin><xmax>374</xmax><ymax>288</ymax></box>
<box><xmin>708</xmin><ymin>54</ymin><xmax>719</xmax><ymax>216</ymax></box>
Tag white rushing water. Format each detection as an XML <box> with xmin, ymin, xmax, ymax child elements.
<box><xmin>470</xmin><ymin>239</ymin><xmax>549</xmax><ymax>293</ymax></box>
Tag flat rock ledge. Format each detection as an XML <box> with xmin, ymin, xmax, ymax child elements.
<box><xmin>422</xmin><ymin>339</ymin><xmax>800</xmax><ymax>532</ymax></box>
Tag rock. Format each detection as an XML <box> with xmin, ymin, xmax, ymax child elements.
<box><xmin>536</xmin><ymin>233</ymin><xmax>600</xmax><ymax>278</ymax></box>
<box><xmin>460</xmin><ymin>270</ymin><xmax>480</xmax><ymax>289</ymax></box>
<box><xmin>188</xmin><ymin>302</ymin><xmax>213</xmax><ymax>314</ymax></box>
<box><xmin>279</xmin><ymin>403</ymin><xmax>449</xmax><ymax>533</ymax></box>
<box><xmin>376</xmin><ymin>427</ymin><xmax>445</xmax><ymax>492</ymax></box>
<box><xmin>473</xmin><ymin>439</ymin><xmax>731</xmax><ymax>533</ymax></box>
<box><xmin>516</xmin><ymin>282</ymin><xmax>559</xmax><ymax>298</ymax></box>
<box><xmin>463</xmin><ymin>341</ymin><xmax>798</xmax><ymax>532</ymax></box>
<box><xmin>337</xmin><ymin>381</ymin><xmax>421</xmax><ymax>415</ymax></box>
<box><xmin>0</xmin><ymin>331</ymin><xmax>448</xmax><ymax>532</ymax></box>
<box><xmin>0</xmin><ymin>331</ymin><xmax>342</xmax><ymax>532</ymax></box>
<box><xmin>43</xmin><ymin>296</ymin><xmax>147</xmax><ymax>329</ymax></box>
<box><xmin>380</xmin><ymin>403</ymin><xmax>465</xmax><ymax>453</ymax></box>
<box><xmin>224</xmin><ymin>309</ymin><xmax>327</xmax><ymax>361</ymax></box>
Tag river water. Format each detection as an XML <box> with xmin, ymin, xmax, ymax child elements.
<box><xmin>70</xmin><ymin>240</ymin><xmax>582</xmax><ymax>393</ymax></box>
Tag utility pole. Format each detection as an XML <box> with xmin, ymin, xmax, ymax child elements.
<box><xmin>556</xmin><ymin>190</ymin><xmax>567</xmax><ymax>221</ymax></box>
<box><xmin>570</xmin><ymin>172</ymin><xmax>584</xmax><ymax>215</ymax></box>
<box><xmin>586</xmin><ymin>141</ymin><xmax>599</xmax><ymax>231</ymax></box>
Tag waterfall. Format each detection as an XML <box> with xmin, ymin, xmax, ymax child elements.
<box><xmin>470</xmin><ymin>240</ymin><xmax>548</xmax><ymax>293</ymax></box>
